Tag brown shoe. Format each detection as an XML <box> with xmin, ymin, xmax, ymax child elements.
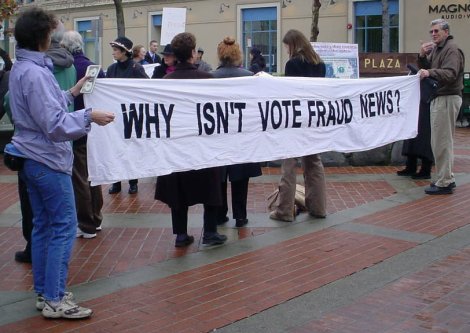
<box><xmin>269</xmin><ymin>211</ymin><xmax>294</xmax><ymax>222</ymax></box>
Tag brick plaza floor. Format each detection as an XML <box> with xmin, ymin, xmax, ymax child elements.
<box><xmin>0</xmin><ymin>128</ymin><xmax>470</xmax><ymax>332</ymax></box>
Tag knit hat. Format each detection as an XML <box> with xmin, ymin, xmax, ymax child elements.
<box><xmin>110</xmin><ymin>36</ymin><xmax>133</xmax><ymax>53</ymax></box>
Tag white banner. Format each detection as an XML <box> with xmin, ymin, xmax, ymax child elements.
<box><xmin>84</xmin><ymin>75</ymin><xmax>420</xmax><ymax>185</ymax></box>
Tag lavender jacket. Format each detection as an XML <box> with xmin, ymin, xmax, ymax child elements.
<box><xmin>9</xmin><ymin>48</ymin><xmax>92</xmax><ymax>174</ymax></box>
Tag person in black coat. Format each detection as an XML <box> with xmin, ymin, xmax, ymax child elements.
<box><xmin>397</xmin><ymin>65</ymin><xmax>437</xmax><ymax>179</ymax></box>
<box><xmin>249</xmin><ymin>47</ymin><xmax>266</xmax><ymax>74</ymax></box>
<box><xmin>154</xmin><ymin>32</ymin><xmax>227</xmax><ymax>247</ymax></box>
<box><xmin>106</xmin><ymin>37</ymin><xmax>148</xmax><ymax>195</ymax></box>
<box><xmin>211</xmin><ymin>37</ymin><xmax>262</xmax><ymax>228</ymax></box>
<box><xmin>151</xmin><ymin>44</ymin><xmax>176</xmax><ymax>79</ymax></box>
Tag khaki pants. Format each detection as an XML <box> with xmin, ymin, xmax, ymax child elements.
<box><xmin>430</xmin><ymin>95</ymin><xmax>462</xmax><ymax>187</ymax></box>
<box><xmin>274</xmin><ymin>154</ymin><xmax>327</xmax><ymax>219</ymax></box>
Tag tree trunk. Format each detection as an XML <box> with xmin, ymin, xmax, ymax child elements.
<box><xmin>310</xmin><ymin>0</ymin><xmax>322</xmax><ymax>42</ymax></box>
<box><xmin>382</xmin><ymin>0</ymin><xmax>390</xmax><ymax>52</ymax></box>
<box><xmin>113</xmin><ymin>0</ymin><xmax>125</xmax><ymax>37</ymax></box>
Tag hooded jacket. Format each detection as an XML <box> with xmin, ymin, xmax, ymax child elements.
<box><xmin>46</xmin><ymin>41</ymin><xmax>77</xmax><ymax>111</ymax></box>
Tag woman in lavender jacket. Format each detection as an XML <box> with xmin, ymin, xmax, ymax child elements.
<box><xmin>8</xmin><ymin>7</ymin><xmax>114</xmax><ymax>319</ymax></box>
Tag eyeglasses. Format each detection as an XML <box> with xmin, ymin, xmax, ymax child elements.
<box><xmin>429</xmin><ymin>29</ymin><xmax>441</xmax><ymax>34</ymax></box>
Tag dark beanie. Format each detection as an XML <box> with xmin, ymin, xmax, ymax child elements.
<box><xmin>110</xmin><ymin>36</ymin><xmax>133</xmax><ymax>53</ymax></box>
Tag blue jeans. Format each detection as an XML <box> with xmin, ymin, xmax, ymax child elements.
<box><xmin>20</xmin><ymin>159</ymin><xmax>77</xmax><ymax>302</ymax></box>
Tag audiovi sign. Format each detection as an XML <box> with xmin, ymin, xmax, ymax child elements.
<box><xmin>429</xmin><ymin>3</ymin><xmax>470</xmax><ymax>20</ymax></box>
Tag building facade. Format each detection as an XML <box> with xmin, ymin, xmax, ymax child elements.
<box><xmin>3</xmin><ymin>0</ymin><xmax>470</xmax><ymax>75</ymax></box>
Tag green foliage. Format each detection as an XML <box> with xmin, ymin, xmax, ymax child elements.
<box><xmin>0</xmin><ymin>0</ymin><xmax>18</xmax><ymax>21</ymax></box>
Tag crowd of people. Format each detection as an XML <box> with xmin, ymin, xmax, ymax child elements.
<box><xmin>0</xmin><ymin>5</ymin><xmax>464</xmax><ymax>321</ymax></box>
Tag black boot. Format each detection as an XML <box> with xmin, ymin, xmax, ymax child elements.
<box><xmin>412</xmin><ymin>158</ymin><xmax>432</xmax><ymax>179</ymax></box>
<box><xmin>108</xmin><ymin>182</ymin><xmax>121</xmax><ymax>194</ymax></box>
<box><xmin>128</xmin><ymin>184</ymin><xmax>138</xmax><ymax>194</ymax></box>
<box><xmin>397</xmin><ymin>156</ymin><xmax>417</xmax><ymax>176</ymax></box>
<box><xmin>14</xmin><ymin>242</ymin><xmax>32</xmax><ymax>263</ymax></box>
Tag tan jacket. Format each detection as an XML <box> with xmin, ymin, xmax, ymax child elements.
<box><xmin>417</xmin><ymin>35</ymin><xmax>464</xmax><ymax>96</ymax></box>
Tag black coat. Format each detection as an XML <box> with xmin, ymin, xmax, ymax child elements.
<box><xmin>144</xmin><ymin>51</ymin><xmax>161</xmax><ymax>65</ymax></box>
<box><xmin>211</xmin><ymin>65</ymin><xmax>262</xmax><ymax>182</ymax></box>
<box><xmin>154</xmin><ymin>63</ymin><xmax>222</xmax><ymax>208</ymax></box>
<box><xmin>401</xmin><ymin>79</ymin><xmax>435</xmax><ymax>161</ymax></box>
<box><xmin>106</xmin><ymin>58</ymin><xmax>148</xmax><ymax>79</ymax></box>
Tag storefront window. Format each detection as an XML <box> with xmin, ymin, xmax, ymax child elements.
<box><xmin>354</xmin><ymin>0</ymin><xmax>399</xmax><ymax>52</ymax></box>
<box><xmin>76</xmin><ymin>19</ymin><xmax>101</xmax><ymax>64</ymax></box>
<box><xmin>241</xmin><ymin>7</ymin><xmax>277</xmax><ymax>73</ymax></box>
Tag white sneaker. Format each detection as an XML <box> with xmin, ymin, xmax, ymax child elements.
<box><xmin>76</xmin><ymin>228</ymin><xmax>97</xmax><ymax>239</ymax></box>
<box><xmin>96</xmin><ymin>225</ymin><xmax>102</xmax><ymax>231</ymax></box>
<box><xmin>42</xmin><ymin>299</ymin><xmax>92</xmax><ymax>319</ymax></box>
<box><xmin>36</xmin><ymin>291</ymin><xmax>74</xmax><ymax>311</ymax></box>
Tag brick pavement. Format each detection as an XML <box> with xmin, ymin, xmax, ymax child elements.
<box><xmin>0</xmin><ymin>128</ymin><xmax>469</xmax><ymax>332</ymax></box>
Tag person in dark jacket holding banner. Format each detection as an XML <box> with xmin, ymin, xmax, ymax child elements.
<box><xmin>269</xmin><ymin>29</ymin><xmax>327</xmax><ymax>222</ymax></box>
<box><xmin>211</xmin><ymin>36</ymin><xmax>262</xmax><ymax>228</ymax></box>
<box><xmin>106</xmin><ymin>36</ymin><xmax>148</xmax><ymax>195</ymax></box>
<box><xmin>397</xmin><ymin>65</ymin><xmax>436</xmax><ymax>180</ymax></box>
<box><xmin>417</xmin><ymin>18</ymin><xmax>464</xmax><ymax>195</ymax></box>
<box><xmin>155</xmin><ymin>32</ymin><xmax>227</xmax><ymax>247</ymax></box>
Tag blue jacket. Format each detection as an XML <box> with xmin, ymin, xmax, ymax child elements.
<box><xmin>9</xmin><ymin>48</ymin><xmax>91</xmax><ymax>174</ymax></box>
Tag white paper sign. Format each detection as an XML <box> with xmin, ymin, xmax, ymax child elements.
<box><xmin>312</xmin><ymin>42</ymin><xmax>360</xmax><ymax>79</ymax></box>
<box><xmin>160</xmin><ymin>7</ymin><xmax>186</xmax><ymax>45</ymax></box>
<box><xmin>84</xmin><ymin>75</ymin><xmax>421</xmax><ymax>185</ymax></box>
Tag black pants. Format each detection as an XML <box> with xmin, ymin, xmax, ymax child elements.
<box><xmin>171</xmin><ymin>204</ymin><xmax>219</xmax><ymax>235</ymax></box>
<box><xmin>112</xmin><ymin>179</ymin><xmax>138</xmax><ymax>187</ymax></box>
<box><xmin>18</xmin><ymin>174</ymin><xmax>33</xmax><ymax>253</ymax></box>
<box><xmin>405</xmin><ymin>155</ymin><xmax>433</xmax><ymax>174</ymax></box>
<box><xmin>72</xmin><ymin>143</ymin><xmax>103</xmax><ymax>234</ymax></box>
<box><xmin>220</xmin><ymin>178</ymin><xmax>249</xmax><ymax>220</ymax></box>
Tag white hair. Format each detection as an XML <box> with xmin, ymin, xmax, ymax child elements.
<box><xmin>431</xmin><ymin>18</ymin><xmax>450</xmax><ymax>32</ymax></box>
<box><xmin>61</xmin><ymin>30</ymin><xmax>84</xmax><ymax>54</ymax></box>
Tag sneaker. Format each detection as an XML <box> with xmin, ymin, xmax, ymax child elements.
<box><xmin>202</xmin><ymin>232</ymin><xmax>227</xmax><ymax>245</ymax></box>
<box><xmin>76</xmin><ymin>228</ymin><xmax>97</xmax><ymax>239</ymax></box>
<box><xmin>96</xmin><ymin>225</ymin><xmax>102</xmax><ymax>232</ymax></box>
<box><xmin>42</xmin><ymin>299</ymin><xmax>92</xmax><ymax>319</ymax></box>
<box><xmin>269</xmin><ymin>211</ymin><xmax>294</xmax><ymax>222</ymax></box>
<box><xmin>36</xmin><ymin>292</ymin><xmax>74</xmax><ymax>311</ymax></box>
<box><xmin>431</xmin><ymin>181</ymin><xmax>456</xmax><ymax>189</ymax></box>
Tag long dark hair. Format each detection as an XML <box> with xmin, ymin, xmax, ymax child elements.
<box><xmin>282</xmin><ymin>29</ymin><xmax>321</xmax><ymax>64</ymax></box>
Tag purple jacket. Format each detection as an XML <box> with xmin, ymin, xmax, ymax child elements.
<box><xmin>73</xmin><ymin>51</ymin><xmax>105</xmax><ymax>111</ymax></box>
<box><xmin>9</xmin><ymin>48</ymin><xmax>91</xmax><ymax>174</ymax></box>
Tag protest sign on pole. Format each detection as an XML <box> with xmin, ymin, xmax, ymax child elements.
<box><xmin>160</xmin><ymin>7</ymin><xmax>186</xmax><ymax>45</ymax></box>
